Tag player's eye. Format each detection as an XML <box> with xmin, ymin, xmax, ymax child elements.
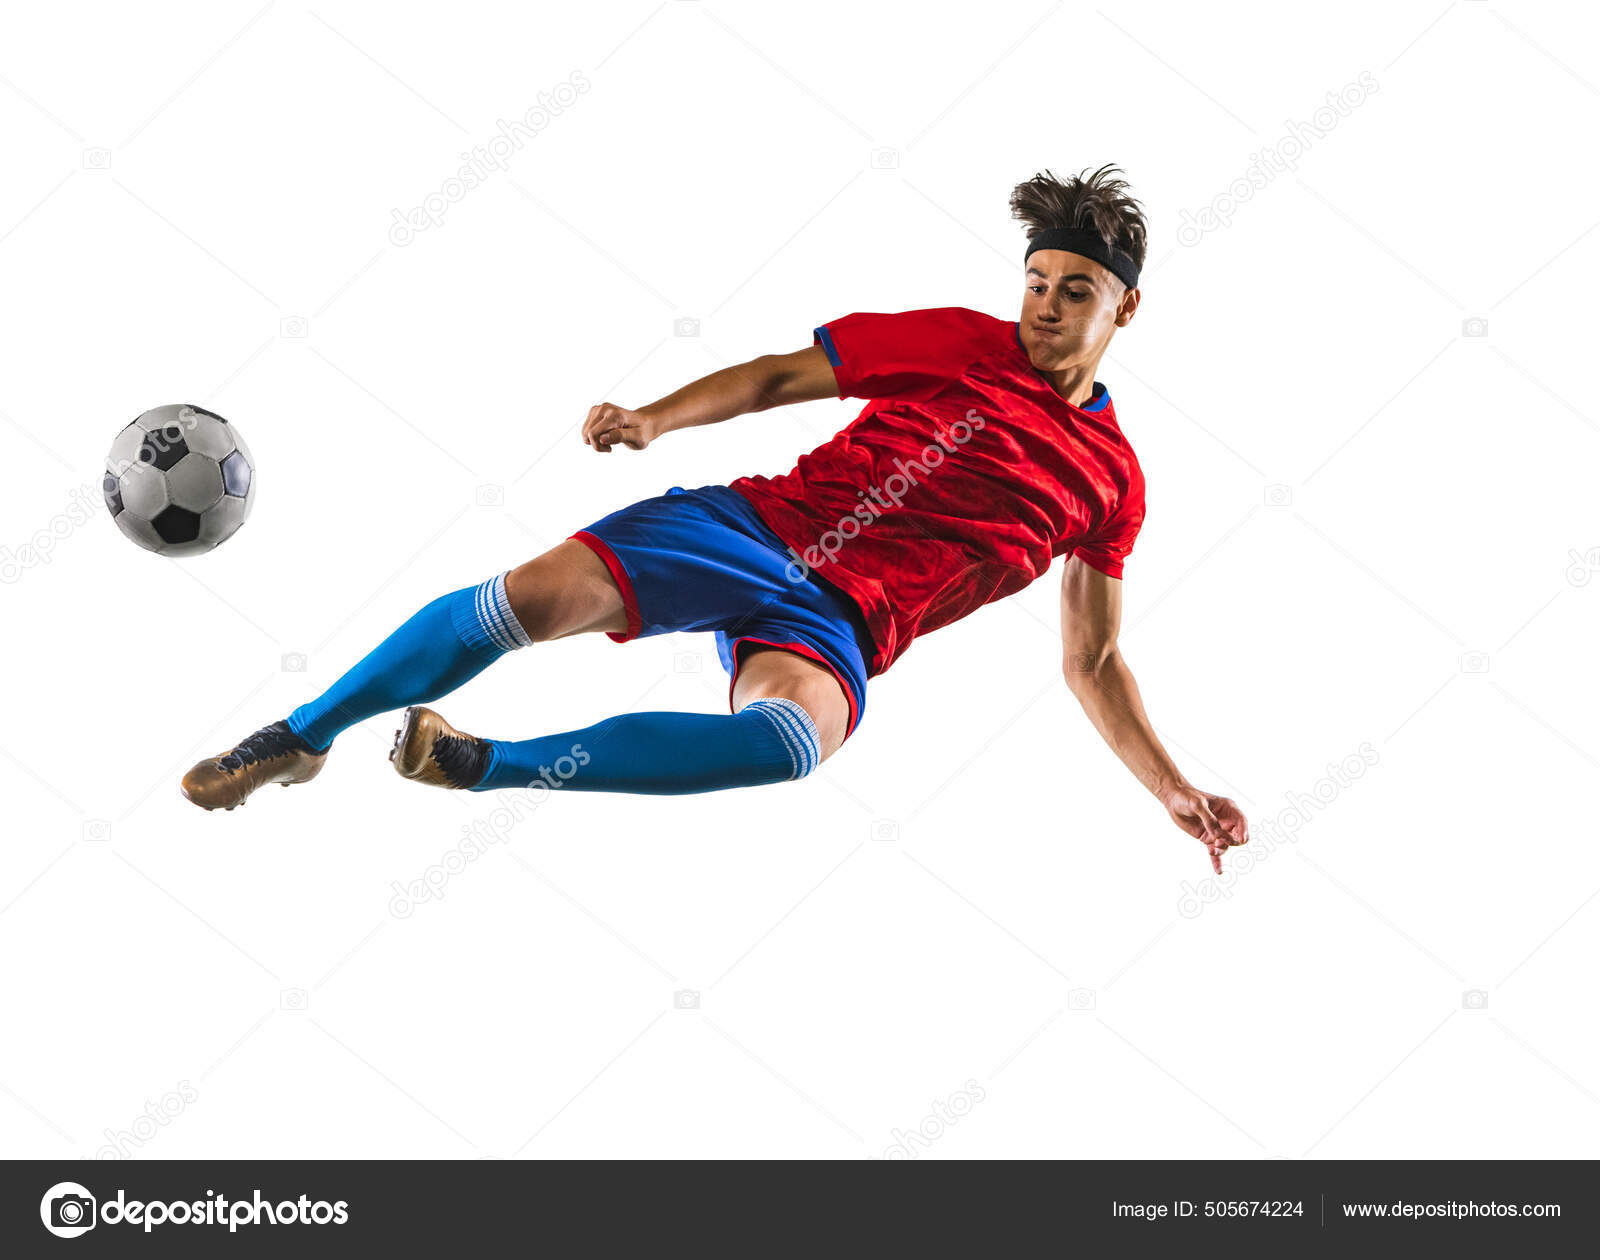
<box><xmin>1028</xmin><ymin>285</ymin><xmax>1046</xmax><ymax>294</ymax></box>
<box><xmin>1066</xmin><ymin>290</ymin><xmax>1090</xmax><ymax>302</ymax></box>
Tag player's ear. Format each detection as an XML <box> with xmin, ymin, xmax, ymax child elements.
<box><xmin>1115</xmin><ymin>285</ymin><xmax>1141</xmax><ymax>327</ymax></box>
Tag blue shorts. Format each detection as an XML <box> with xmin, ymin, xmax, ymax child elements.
<box><xmin>570</xmin><ymin>484</ymin><xmax>874</xmax><ymax>738</ymax></box>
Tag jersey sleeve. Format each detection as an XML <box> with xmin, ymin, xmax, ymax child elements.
<box><xmin>1072</xmin><ymin>481</ymin><xmax>1145</xmax><ymax>580</ymax></box>
<box><xmin>814</xmin><ymin>308</ymin><xmax>1003</xmax><ymax>402</ymax></box>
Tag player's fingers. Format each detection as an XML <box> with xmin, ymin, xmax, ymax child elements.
<box><xmin>1194</xmin><ymin>801</ymin><xmax>1229</xmax><ymax>847</ymax></box>
<box><xmin>584</xmin><ymin>405</ymin><xmax>622</xmax><ymax>443</ymax></box>
<box><xmin>1213</xmin><ymin>798</ymin><xmax>1247</xmax><ymax>844</ymax></box>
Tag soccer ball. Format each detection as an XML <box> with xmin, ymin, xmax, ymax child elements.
<box><xmin>103</xmin><ymin>404</ymin><xmax>255</xmax><ymax>556</ymax></box>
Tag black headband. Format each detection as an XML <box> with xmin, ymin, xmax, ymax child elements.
<box><xmin>1024</xmin><ymin>227</ymin><xmax>1139</xmax><ymax>290</ymax></box>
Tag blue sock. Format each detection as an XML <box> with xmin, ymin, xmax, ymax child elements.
<box><xmin>472</xmin><ymin>697</ymin><xmax>822</xmax><ymax>794</ymax></box>
<box><xmin>287</xmin><ymin>573</ymin><xmax>531</xmax><ymax>751</ymax></box>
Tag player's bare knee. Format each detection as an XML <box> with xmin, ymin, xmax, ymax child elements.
<box><xmin>733</xmin><ymin>649</ymin><xmax>849</xmax><ymax>763</ymax></box>
<box><xmin>738</xmin><ymin>695</ymin><xmax>827</xmax><ymax>780</ymax></box>
<box><xmin>801</xmin><ymin>691</ymin><xmax>848</xmax><ymax>764</ymax></box>
<box><xmin>502</xmin><ymin>563</ymin><xmax>560</xmax><ymax>642</ymax></box>
<box><xmin>737</xmin><ymin>683</ymin><xmax>846</xmax><ymax>765</ymax></box>
<box><xmin>505</xmin><ymin>540</ymin><xmax>627</xmax><ymax>641</ymax></box>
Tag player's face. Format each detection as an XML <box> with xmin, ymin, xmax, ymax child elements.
<box><xmin>1018</xmin><ymin>251</ymin><xmax>1139</xmax><ymax>371</ymax></box>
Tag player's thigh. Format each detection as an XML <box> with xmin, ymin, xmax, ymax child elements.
<box><xmin>731</xmin><ymin>646</ymin><xmax>849</xmax><ymax>762</ymax></box>
<box><xmin>504</xmin><ymin>539</ymin><xmax>627</xmax><ymax>640</ymax></box>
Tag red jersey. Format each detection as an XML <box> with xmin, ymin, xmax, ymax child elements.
<box><xmin>729</xmin><ymin>307</ymin><xmax>1145</xmax><ymax>676</ymax></box>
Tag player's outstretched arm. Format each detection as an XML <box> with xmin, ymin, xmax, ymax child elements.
<box><xmin>581</xmin><ymin>345</ymin><xmax>838</xmax><ymax>453</ymax></box>
<box><xmin>1059</xmin><ymin>556</ymin><xmax>1249</xmax><ymax>873</ymax></box>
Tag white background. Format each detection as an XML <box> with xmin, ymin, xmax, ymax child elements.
<box><xmin>0</xmin><ymin>0</ymin><xmax>1595</xmax><ymax>1160</ymax></box>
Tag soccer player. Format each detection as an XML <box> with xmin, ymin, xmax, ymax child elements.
<box><xmin>182</xmin><ymin>165</ymin><xmax>1249</xmax><ymax>873</ymax></box>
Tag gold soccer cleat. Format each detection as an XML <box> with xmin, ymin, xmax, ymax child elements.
<box><xmin>181</xmin><ymin>721</ymin><xmax>327</xmax><ymax>812</ymax></box>
<box><xmin>389</xmin><ymin>706</ymin><xmax>491</xmax><ymax>790</ymax></box>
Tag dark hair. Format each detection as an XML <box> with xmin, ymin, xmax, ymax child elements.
<box><xmin>1009</xmin><ymin>165</ymin><xmax>1147</xmax><ymax>272</ymax></box>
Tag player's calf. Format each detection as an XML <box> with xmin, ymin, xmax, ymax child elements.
<box><xmin>391</xmin><ymin>700</ymin><xmax>823</xmax><ymax>795</ymax></box>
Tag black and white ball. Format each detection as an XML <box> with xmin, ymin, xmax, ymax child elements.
<box><xmin>103</xmin><ymin>404</ymin><xmax>255</xmax><ymax>556</ymax></box>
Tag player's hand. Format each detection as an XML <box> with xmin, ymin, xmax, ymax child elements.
<box><xmin>1164</xmin><ymin>786</ymin><xmax>1249</xmax><ymax>874</ymax></box>
<box><xmin>582</xmin><ymin>402</ymin><xmax>655</xmax><ymax>453</ymax></box>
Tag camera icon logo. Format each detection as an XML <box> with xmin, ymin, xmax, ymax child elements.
<box><xmin>279</xmin><ymin>316</ymin><xmax>309</xmax><ymax>339</ymax></box>
<box><xmin>674</xmin><ymin>989</ymin><xmax>700</xmax><ymax>1010</ymax></box>
<box><xmin>1462</xmin><ymin>988</ymin><xmax>1489</xmax><ymax>1010</ymax></box>
<box><xmin>870</xmin><ymin>147</ymin><xmax>900</xmax><ymax>170</ymax></box>
<box><xmin>1461</xmin><ymin>316</ymin><xmax>1488</xmax><ymax>338</ymax></box>
<box><xmin>673</xmin><ymin>651</ymin><xmax>701</xmax><ymax>674</ymax></box>
<box><xmin>280</xmin><ymin>988</ymin><xmax>309</xmax><ymax>1011</ymax></box>
<box><xmin>475</xmin><ymin>484</ymin><xmax>504</xmax><ymax>507</ymax></box>
<box><xmin>281</xmin><ymin>652</ymin><xmax>307</xmax><ymax>672</ymax></box>
<box><xmin>81</xmin><ymin>819</ymin><xmax>112</xmax><ymax>843</ymax></box>
<box><xmin>81</xmin><ymin>148</ymin><xmax>111</xmax><ymax>170</ymax></box>
<box><xmin>871</xmin><ymin>818</ymin><xmax>900</xmax><ymax>842</ymax></box>
<box><xmin>1264</xmin><ymin>483</ymin><xmax>1293</xmax><ymax>508</ymax></box>
<box><xmin>673</xmin><ymin>317</ymin><xmax>700</xmax><ymax>338</ymax></box>
<box><xmin>40</xmin><ymin>1182</ymin><xmax>96</xmax><ymax>1238</ymax></box>
<box><xmin>1068</xmin><ymin>987</ymin><xmax>1097</xmax><ymax>1011</ymax></box>
<box><xmin>1458</xmin><ymin>651</ymin><xmax>1490</xmax><ymax>674</ymax></box>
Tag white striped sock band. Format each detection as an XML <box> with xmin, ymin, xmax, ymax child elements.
<box><xmin>746</xmin><ymin>697</ymin><xmax>821</xmax><ymax>779</ymax></box>
<box><xmin>473</xmin><ymin>572</ymin><xmax>533</xmax><ymax>653</ymax></box>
